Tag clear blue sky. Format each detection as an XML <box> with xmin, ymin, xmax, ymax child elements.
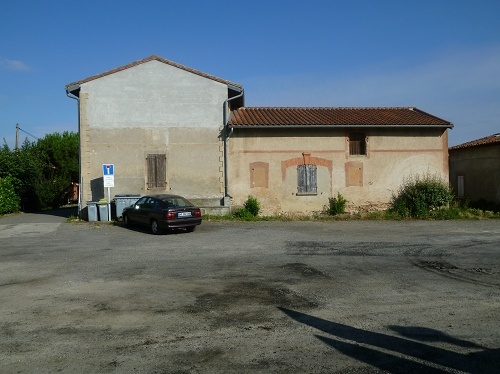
<box><xmin>1</xmin><ymin>0</ymin><xmax>499</xmax><ymax>148</ymax></box>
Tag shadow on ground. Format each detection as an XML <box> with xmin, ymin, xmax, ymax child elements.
<box><xmin>33</xmin><ymin>206</ymin><xmax>78</xmax><ymax>218</ymax></box>
<box><xmin>279</xmin><ymin>307</ymin><xmax>499</xmax><ymax>373</ymax></box>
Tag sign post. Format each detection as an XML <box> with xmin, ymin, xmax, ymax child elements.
<box><xmin>102</xmin><ymin>164</ymin><xmax>114</xmax><ymax>221</ymax></box>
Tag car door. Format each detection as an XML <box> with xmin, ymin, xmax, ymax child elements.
<box><xmin>129</xmin><ymin>197</ymin><xmax>148</xmax><ymax>224</ymax></box>
<box><xmin>137</xmin><ymin>197</ymin><xmax>156</xmax><ymax>224</ymax></box>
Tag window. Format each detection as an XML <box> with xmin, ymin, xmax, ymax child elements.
<box><xmin>457</xmin><ymin>175</ymin><xmax>465</xmax><ymax>197</ymax></box>
<box><xmin>146</xmin><ymin>154</ymin><xmax>166</xmax><ymax>189</ymax></box>
<box><xmin>297</xmin><ymin>164</ymin><xmax>317</xmax><ymax>194</ymax></box>
<box><xmin>349</xmin><ymin>132</ymin><xmax>367</xmax><ymax>155</ymax></box>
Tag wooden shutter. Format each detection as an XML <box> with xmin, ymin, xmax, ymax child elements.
<box><xmin>147</xmin><ymin>154</ymin><xmax>166</xmax><ymax>188</ymax></box>
<box><xmin>297</xmin><ymin>164</ymin><xmax>317</xmax><ymax>194</ymax></box>
<box><xmin>146</xmin><ymin>154</ymin><xmax>156</xmax><ymax>188</ymax></box>
<box><xmin>155</xmin><ymin>154</ymin><xmax>166</xmax><ymax>188</ymax></box>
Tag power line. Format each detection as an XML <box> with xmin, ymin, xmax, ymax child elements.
<box><xmin>15</xmin><ymin>123</ymin><xmax>39</xmax><ymax>149</ymax></box>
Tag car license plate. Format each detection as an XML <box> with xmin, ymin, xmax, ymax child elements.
<box><xmin>178</xmin><ymin>212</ymin><xmax>192</xmax><ymax>217</ymax></box>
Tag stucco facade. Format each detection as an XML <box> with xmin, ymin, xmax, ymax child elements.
<box><xmin>66</xmin><ymin>56</ymin><xmax>453</xmax><ymax>217</ymax></box>
<box><xmin>66</xmin><ymin>56</ymin><xmax>242</xmax><ymax>212</ymax></box>
<box><xmin>449</xmin><ymin>134</ymin><xmax>500</xmax><ymax>205</ymax></box>
<box><xmin>228</xmin><ymin>126</ymin><xmax>450</xmax><ymax>215</ymax></box>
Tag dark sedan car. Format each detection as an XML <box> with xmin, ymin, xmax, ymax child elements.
<box><xmin>122</xmin><ymin>194</ymin><xmax>202</xmax><ymax>234</ymax></box>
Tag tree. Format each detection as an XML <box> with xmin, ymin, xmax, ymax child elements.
<box><xmin>0</xmin><ymin>176</ymin><xmax>20</xmax><ymax>214</ymax></box>
<box><xmin>35</xmin><ymin>131</ymin><xmax>79</xmax><ymax>208</ymax></box>
<box><xmin>0</xmin><ymin>132</ymin><xmax>79</xmax><ymax>210</ymax></box>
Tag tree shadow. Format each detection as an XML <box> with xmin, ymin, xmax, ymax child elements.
<box><xmin>33</xmin><ymin>206</ymin><xmax>78</xmax><ymax>218</ymax></box>
<box><xmin>279</xmin><ymin>307</ymin><xmax>498</xmax><ymax>373</ymax></box>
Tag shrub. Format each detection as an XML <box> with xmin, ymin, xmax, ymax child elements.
<box><xmin>327</xmin><ymin>192</ymin><xmax>348</xmax><ymax>216</ymax></box>
<box><xmin>389</xmin><ymin>172</ymin><xmax>453</xmax><ymax>218</ymax></box>
<box><xmin>0</xmin><ymin>176</ymin><xmax>20</xmax><ymax>214</ymax></box>
<box><xmin>232</xmin><ymin>196</ymin><xmax>261</xmax><ymax>220</ymax></box>
<box><xmin>243</xmin><ymin>195</ymin><xmax>260</xmax><ymax>216</ymax></box>
<box><xmin>233</xmin><ymin>207</ymin><xmax>255</xmax><ymax>219</ymax></box>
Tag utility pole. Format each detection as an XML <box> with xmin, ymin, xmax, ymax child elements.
<box><xmin>15</xmin><ymin>123</ymin><xmax>19</xmax><ymax>150</ymax></box>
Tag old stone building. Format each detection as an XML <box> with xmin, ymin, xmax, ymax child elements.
<box><xmin>66</xmin><ymin>56</ymin><xmax>453</xmax><ymax>216</ymax></box>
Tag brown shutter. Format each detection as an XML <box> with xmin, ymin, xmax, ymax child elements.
<box><xmin>156</xmin><ymin>154</ymin><xmax>166</xmax><ymax>188</ymax></box>
<box><xmin>146</xmin><ymin>154</ymin><xmax>156</xmax><ymax>188</ymax></box>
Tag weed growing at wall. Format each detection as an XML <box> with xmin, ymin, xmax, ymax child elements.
<box><xmin>233</xmin><ymin>196</ymin><xmax>261</xmax><ymax>219</ymax></box>
<box><xmin>327</xmin><ymin>193</ymin><xmax>348</xmax><ymax>216</ymax></box>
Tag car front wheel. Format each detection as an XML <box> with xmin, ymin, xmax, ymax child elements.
<box><xmin>150</xmin><ymin>219</ymin><xmax>162</xmax><ymax>235</ymax></box>
<box><xmin>124</xmin><ymin>214</ymin><xmax>131</xmax><ymax>227</ymax></box>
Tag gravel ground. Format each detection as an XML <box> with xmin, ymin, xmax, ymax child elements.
<box><xmin>1</xmin><ymin>212</ymin><xmax>499</xmax><ymax>373</ymax></box>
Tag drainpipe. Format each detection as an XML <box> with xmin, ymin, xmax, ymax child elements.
<box><xmin>223</xmin><ymin>89</ymin><xmax>244</xmax><ymax>200</ymax></box>
<box><xmin>66</xmin><ymin>90</ymin><xmax>82</xmax><ymax>218</ymax></box>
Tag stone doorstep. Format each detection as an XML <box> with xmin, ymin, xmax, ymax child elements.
<box><xmin>199</xmin><ymin>206</ymin><xmax>231</xmax><ymax>216</ymax></box>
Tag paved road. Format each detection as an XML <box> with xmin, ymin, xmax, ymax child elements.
<box><xmin>1</xmin><ymin>213</ymin><xmax>499</xmax><ymax>373</ymax></box>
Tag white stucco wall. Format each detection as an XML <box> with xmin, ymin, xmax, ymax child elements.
<box><xmin>83</xmin><ymin>60</ymin><xmax>227</xmax><ymax>129</ymax></box>
<box><xmin>78</xmin><ymin>60</ymin><xmax>230</xmax><ymax>207</ymax></box>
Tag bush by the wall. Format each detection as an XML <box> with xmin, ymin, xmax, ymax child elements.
<box><xmin>0</xmin><ymin>176</ymin><xmax>20</xmax><ymax>214</ymax></box>
<box><xmin>233</xmin><ymin>196</ymin><xmax>261</xmax><ymax>219</ymax></box>
<box><xmin>389</xmin><ymin>172</ymin><xmax>454</xmax><ymax>218</ymax></box>
<box><xmin>327</xmin><ymin>192</ymin><xmax>348</xmax><ymax>216</ymax></box>
<box><xmin>243</xmin><ymin>195</ymin><xmax>260</xmax><ymax>216</ymax></box>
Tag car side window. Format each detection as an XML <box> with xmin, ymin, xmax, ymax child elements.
<box><xmin>152</xmin><ymin>199</ymin><xmax>162</xmax><ymax>210</ymax></box>
<box><xmin>135</xmin><ymin>197</ymin><xmax>147</xmax><ymax>207</ymax></box>
<box><xmin>144</xmin><ymin>197</ymin><xmax>155</xmax><ymax>209</ymax></box>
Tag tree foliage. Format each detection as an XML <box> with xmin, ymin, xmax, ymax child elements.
<box><xmin>0</xmin><ymin>176</ymin><xmax>20</xmax><ymax>214</ymax></box>
<box><xmin>0</xmin><ymin>131</ymin><xmax>79</xmax><ymax>210</ymax></box>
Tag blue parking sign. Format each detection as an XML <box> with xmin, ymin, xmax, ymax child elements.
<box><xmin>103</xmin><ymin>164</ymin><xmax>114</xmax><ymax>176</ymax></box>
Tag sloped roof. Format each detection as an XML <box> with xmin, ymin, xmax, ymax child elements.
<box><xmin>228</xmin><ymin>107</ymin><xmax>453</xmax><ymax>128</ymax></box>
<box><xmin>66</xmin><ymin>55</ymin><xmax>243</xmax><ymax>94</ymax></box>
<box><xmin>449</xmin><ymin>133</ymin><xmax>500</xmax><ymax>150</ymax></box>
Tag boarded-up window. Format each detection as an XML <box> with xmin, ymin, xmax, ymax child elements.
<box><xmin>297</xmin><ymin>164</ymin><xmax>317</xmax><ymax>194</ymax></box>
<box><xmin>457</xmin><ymin>175</ymin><xmax>465</xmax><ymax>197</ymax></box>
<box><xmin>146</xmin><ymin>154</ymin><xmax>166</xmax><ymax>189</ymax></box>
<box><xmin>349</xmin><ymin>132</ymin><xmax>367</xmax><ymax>155</ymax></box>
<box><xmin>345</xmin><ymin>161</ymin><xmax>363</xmax><ymax>187</ymax></box>
<box><xmin>250</xmin><ymin>162</ymin><xmax>269</xmax><ymax>188</ymax></box>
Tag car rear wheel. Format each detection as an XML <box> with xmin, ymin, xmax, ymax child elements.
<box><xmin>150</xmin><ymin>219</ymin><xmax>162</xmax><ymax>235</ymax></box>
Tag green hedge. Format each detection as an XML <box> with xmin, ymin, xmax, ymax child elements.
<box><xmin>0</xmin><ymin>176</ymin><xmax>20</xmax><ymax>214</ymax></box>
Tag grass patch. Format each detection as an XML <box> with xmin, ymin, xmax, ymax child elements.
<box><xmin>203</xmin><ymin>206</ymin><xmax>500</xmax><ymax>222</ymax></box>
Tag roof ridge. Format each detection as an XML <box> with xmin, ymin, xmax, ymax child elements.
<box><xmin>66</xmin><ymin>55</ymin><xmax>242</xmax><ymax>90</ymax></box>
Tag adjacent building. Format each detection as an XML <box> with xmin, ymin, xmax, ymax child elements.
<box><xmin>449</xmin><ymin>134</ymin><xmax>500</xmax><ymax>206</ymax></box>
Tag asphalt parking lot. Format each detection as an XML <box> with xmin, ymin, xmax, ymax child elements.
<box><xmin>1</xmin><ymin>211</ymin><xmax>499</xmax><ymax>373</ymax></box>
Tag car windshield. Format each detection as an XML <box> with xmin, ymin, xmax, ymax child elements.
<box><xmin>160</xmin><ymin>196</ymin><xmax>194</xmax><ymax>208</ymax></box>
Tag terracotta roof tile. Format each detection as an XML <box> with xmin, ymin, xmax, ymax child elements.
<box><xmin>228</xmin><ymin>107</ymin><xmax>452</xmax><ymax>128</ymax></box>
<box><xmin>449</xmin><ymin>133</ymin><xmax>500</xmax><ymax>150</ymax></box>
<box><xmin>66</xmin><ymin>55</ymin><xmax>242</xmax><ymax>92</ymax></box>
